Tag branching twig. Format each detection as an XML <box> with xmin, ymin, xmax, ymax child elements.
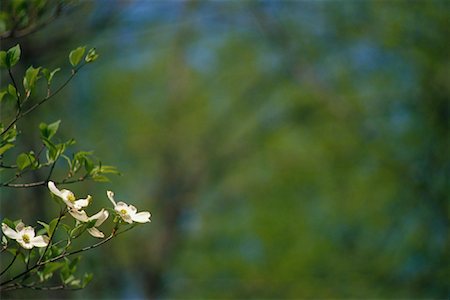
<box><xmin>0</xmin><ymin>225</ymin><xmax>133</xmax><ymax>289</ymax></box>
<box><xmin>0</xmin><ymin>2</ymin><xmax>65</xmax><ymax>40</ymax></box>
<box><xmin>0</xmin><ymin>64</ymin><xmax>86</xmax><ymax>138</ymax></box>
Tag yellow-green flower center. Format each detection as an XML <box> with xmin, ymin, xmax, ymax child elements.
<box><xmin>120</xmin><ymin>209</ymin><xmax>127</xmax><ymax>215</ymax></box>
<box><xmin>22</xmin><ymin>234</ymin><xmax>30</xmax><ymax>243</ymax></box>
<box><xmin>67</xmin><ymin>193</ymin><xmax>76</xmax><ymax>203</ymax></box>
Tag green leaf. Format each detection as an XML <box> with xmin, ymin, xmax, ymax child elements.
<box><xmin>16</xmin><ymin>153</ymin><xmax>31</xmax><ymax>170</ymax></box>
<box><xmin>69</xmin><ymin>256</ymin><xmax>81</xmax><ymax>271</ymax></box>
<box><xmin>70</xmin><ymin>279</ymin><xmax>81</xmax><ymax>287</ymax></box>
<box><xmin>5</xmin><ymin>44</ymin><xmax>20</xmax><ymax>68</ymax></box>
<box><xmin>61</xmin><ymin>223</ymin><xmax>72</xmax><ymax>235</ymax></box>
<box><xmin>0</xmin><ymin>90</ymin><xmax>7</xmax><ymax>102</ymax></box>
<box><xmin>39</xmin><ymin>120</ymin><xmax>61</xmax><ymax>140</ymax></box>
<box><xmin>6</xmin><ymin>248</ymin><xmax>18</xmax><ymax>256</ymax></box>
<box><xmin>69</xmin><ymin>46</ymin><xmax>85</xmax><ymax>67</ymax></box>
<box><xmin>72</xmin><ymin>151</ymin><xmax>93</xmax><ymax>174</ymax></box>
<box><xmin>16</xmin><ymin>152</ymin><xmax>38</xmax><ymax>170</ymax></box>
<box><xmin>43</xmin><ymin>262</ymin><xmax>65</xmax><ymax>275</ymax></box>
<box><xmin>0</xmin><ymin>51</ymin><xmax>6</xmax><ymax>68</ymax></box>
<box><xmin>37</xmin><ymin>221</ymin><xmax>50</xmax><ymax>234</ymax></box>
<box><xmin>92</xmin><ymin>174</ymin><xmax>109</xmax><ymax>182</ymax></box>
<box><xmin>48</xmin><ymin>67</ymin><xmax>60</xmax><ymax>84</ymax></box>
<box><xmin>1</xmin><ymin>124</ymin><xmax>17</xmax><ymax>143</ymax></box>
<box><xmin>42</xmin><ymin>137</ymin><xmax>59</xmax><ymax>163</ymax></box>
<box><xmin>85</xmin><ymin>48</ymin><xmax>99</xmax><ymax>63</ymax></box>
<box><xmin>13</xmin><ymin>219</ymin><xmax>23</xmax><ymax>227</ymax></box>
<box><xmin>63</xmin><ymin>275</ymin><xmax>76</xmax><ymax>284</ymax></box>
<box><xmin>84</xmin><ymin>156</ymin><xmax>94</xmax><ymax>173</ymax></box>
<box><xmin>0</xmin><ymin>143</ymin><xmax>14</xmax><ymax>155</ymax></box>
<box><xmin>42</xmin><ymin>67</ymin><xmax>60</xmax><ymax>85</ymax></box>
<box><xmin>48</xmin><ymin>216</ymin><xmax>64</xmax><ymax>237</ymax></box>
<box><xmin>61</xmin><ymin>154</ymin><xmax>72</xmax><ymax>171</ymax></box>
<box><xmin>70</xmin><ymin>223</ymin><xmax>87</xmax><ymax>238</ymax></box>
<box><xmin>40</xmin><ymin>262</ymin><xmax>65</xmax><ymax>281</ymax></box>
<box><xmin>7</xmin><ymin>84</ymin><xmax>16</xmax><ymax>97</ymax></box>
<box><xmin>82</xmin><ymin>273</ymin><xmax>93</xmax><ymax>288</ymax></box>
<box><xmin>2</xmin><ymin>218</ymin><xmax>15</xmax><ymax>229</ymax></box>
<box><xmin>23</xmin><ymin>66</ymin><xmax>41</xmax><ymax>93</ymax></box>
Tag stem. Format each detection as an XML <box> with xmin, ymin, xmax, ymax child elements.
<box><xmin>0</xmin><ymin>225</ymin><xmax>132</xmax><ymax>288</ymax></box>
<box><xmin>1</xmin><ymin>175</ymin><xmax>89</xmax><ymax>188</ymax></box>
<box><xmin>7</xmin><ymin>68</ymin><xmax>21</xmax><ymax>111</ymax></box>
<box><xmin>45</xmin><ymin>162</ymin><xmax>57</xmax><ymax>182</ymax></box>
<box><xmin>37</xmin><ymin>210</ymin><xmax>66</xmax><ymax>265</ymax></box>
<box><xmin>0</xmin><ymin>251</ymin><xmax>19</xmax><ymax>277</ymax></box>
<box><xmin>25</xmin><ymin>249</ymin><xmax>31</xmax><ymax>270</ymax></box>
<box><xmin>2</xmin><ymin>282</ymin><xmax>82</xmax><ymax>291</ymax></box>
<box><xmin>0</xmin><ymin>64</ymin><xmax>86</xmax><ymax>138</ymax></box>
<box><xmin>0</xmin><ymin>2</ymin><xmax>65</xmax><ymax>40</ymax></box>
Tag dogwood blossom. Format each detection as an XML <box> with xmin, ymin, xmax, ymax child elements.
<box><xmin>48</xmin><ymin>181</ymin><xmax>91</xmax><ymax>211</ymax></box>
<box><xmin>86</xmin><ymin>209</ymin><xmax>109</xmax><ymax>238</ymax></box>
<box><xmin>107</xmin><ymin>191</ymin><xmax>151</xmax><ymax>224</ymax></box>
<box><xmin>2</xmin><ymin>222</ymin><xmax>49</xmax><ymax>249</ymax></box>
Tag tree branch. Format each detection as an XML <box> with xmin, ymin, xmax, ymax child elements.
<box><xmin>0</xmin><ymin>2</ymin><xmax>65</xmax><ymax>40</ymax></box>
<box><xmin>0</xmin><ymin>225</ymin><xmax>133</xmax><ymax>289</ymax></box>
<box><xmin>0</xmin><ymin>63</ymin><xmax>86</xmax><ymax>138</ymax></box>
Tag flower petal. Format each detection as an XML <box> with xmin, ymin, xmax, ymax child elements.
<box><xmin>121</xmin><ymin>214</ymin><xmax>133</xmax><ymax>224</ymax></box>
<box><xmin>107</xmin><ymin>191</ymin><xmax>116</xmax><ymax>206</ymax></box>
<box><xmin>18</xmin><ymin>239</ymin><xmax>34</xmax><ymax>249</ymax></box>
<box><xmin>87</xmin><ymin>227</ymin><xmax>105</xmax><ymax>238</ymax></box>
<box><xmin>22</xmin><ymin>226</ymin><xmax>35</xmax><ymax>239</ymax></box>
<box><xmin>48</xmin><ymin>181</ymin><xmax>64</xmax><ymax>198</ymax></box>
<box><xmin>128</xmin><ymin>205</ymin><xmax>137</xmax><ymax>215</ymax></box>
<box><xmin>31</xmin><ymin>235</ymin><xmax>49</xmax><ymax>247</ymax></box>
<box><xmin>115</xmin><ymin>202</ymin><xmax>129</xmax><ymax>212</ymax></box>
<box><xmin>2</xmin><ymin>223</ymin><xmax>19</xmax><ymax>240</ymax></box>
<box><xmin>131</xmin><ymin>212</ymin><xmax>151</xmax><ymax>223</ymax></box>
<box><xmin>73</xmin><ymin>196</ymin><xmax>91</xmax><ymax>210</ymax></box>
<box><xmin>89</xmin><ymin>209</ymin><xmax>109</xmax><ymax>226</ymax></box>
<box><xmin>96</xmin><ymin>211</ymin><xmax>109</xmax><ymax>227</ymax></box>
<box><xmin>58</xmin><ymin>190</ymin><xmax>75</xmax><ymax>208</ymax></box>
<box><xmin>69</xmin><ymin>210</ymin><xmax>89</xmax><ymax>222</ymax></box>
<box><xmin>89</xmin><ymin>209</ymin><xmax>105</xmax><ymax>221</ymax></box>
<box><xmin>15</xmin><ymin>222</ymin><xmax>25</xmax><ymax>232</ymax></box>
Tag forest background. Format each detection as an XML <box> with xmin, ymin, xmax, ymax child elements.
<box><xmin>1</xmin><ymin>1</ymin><xmax>448</xmax><ymax>299</ymax></box>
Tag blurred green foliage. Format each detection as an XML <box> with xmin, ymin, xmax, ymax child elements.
<box><xmin>1</xmin><ymin>1</ymin><xmax>448</xmax><ymax>299</ymax></box>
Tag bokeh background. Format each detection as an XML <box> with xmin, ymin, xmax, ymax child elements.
<box><xmin>1</xmin><ymin>0</ymin><xmax>449</xmax><ymax>299</ymax></box>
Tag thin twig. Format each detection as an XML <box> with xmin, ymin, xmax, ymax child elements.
<box><xmin>0</xmin><ymin>64</ymin><xmax>86</xmax><ymax>138</ymax></box>
<box><xmin>2</xmin><ymin>282</ymin><xmax>82</xmax><ymax>291</ymax></box>
<box><xmin>0</xmin><ymin>225</ymin><xmax>133</xmax><ymax>288</ymax></box>
<box><xmin>0</xmin><ymin>2</ymin><xmax>65</xmax><ymax>40</ymax></box>
<box><xmin>37</xmin><ymin>210</ymin><xmax>66</xmax><ymax>265</ymax></box>
<box><xmin>25</xmin><ymin>249</ymin><xmax>31</xmax><ymax>270</ymax></box>
<box><xmin>0</xmin><ymin>251</ymin><xmax>19</xmax><ymax>277</ymax></box>
<box><xmin>7</xmin><ymin>68</ymin><xmax>21</xmax><ymax>111</ymax></box>
<box><xmin>1</xmin><ymin>175</ymin><xmax>89</xmax><ymax>188</ymax></box>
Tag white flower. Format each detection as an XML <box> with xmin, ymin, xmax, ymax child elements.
<box><xmin>86</xmin><ymin>209</ymin><xmax>109</xmax><ymax>238</ymax></box>
<box><xmin>107</xmin><ymin>191</ymin><xmax>151</xmax><ymax>224</ymax></box>
<box><xmin>68</xmin><ymin>209</ymin><xmax>89</xmax><ymax>223</ymax></box>
<box><xmin>2</xmin><ymin>222</ymin><xmax>49</xmax><ymax>249</ymax></box>
<box><xmin>48</xmin><ymin>181</ymin><xmax>91</xmax><ymax>211</ymax></box>
<box><xmin>70</xmin><ymin>209</ymin><xmax>109</xmax><ymax>238</ymax></box>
